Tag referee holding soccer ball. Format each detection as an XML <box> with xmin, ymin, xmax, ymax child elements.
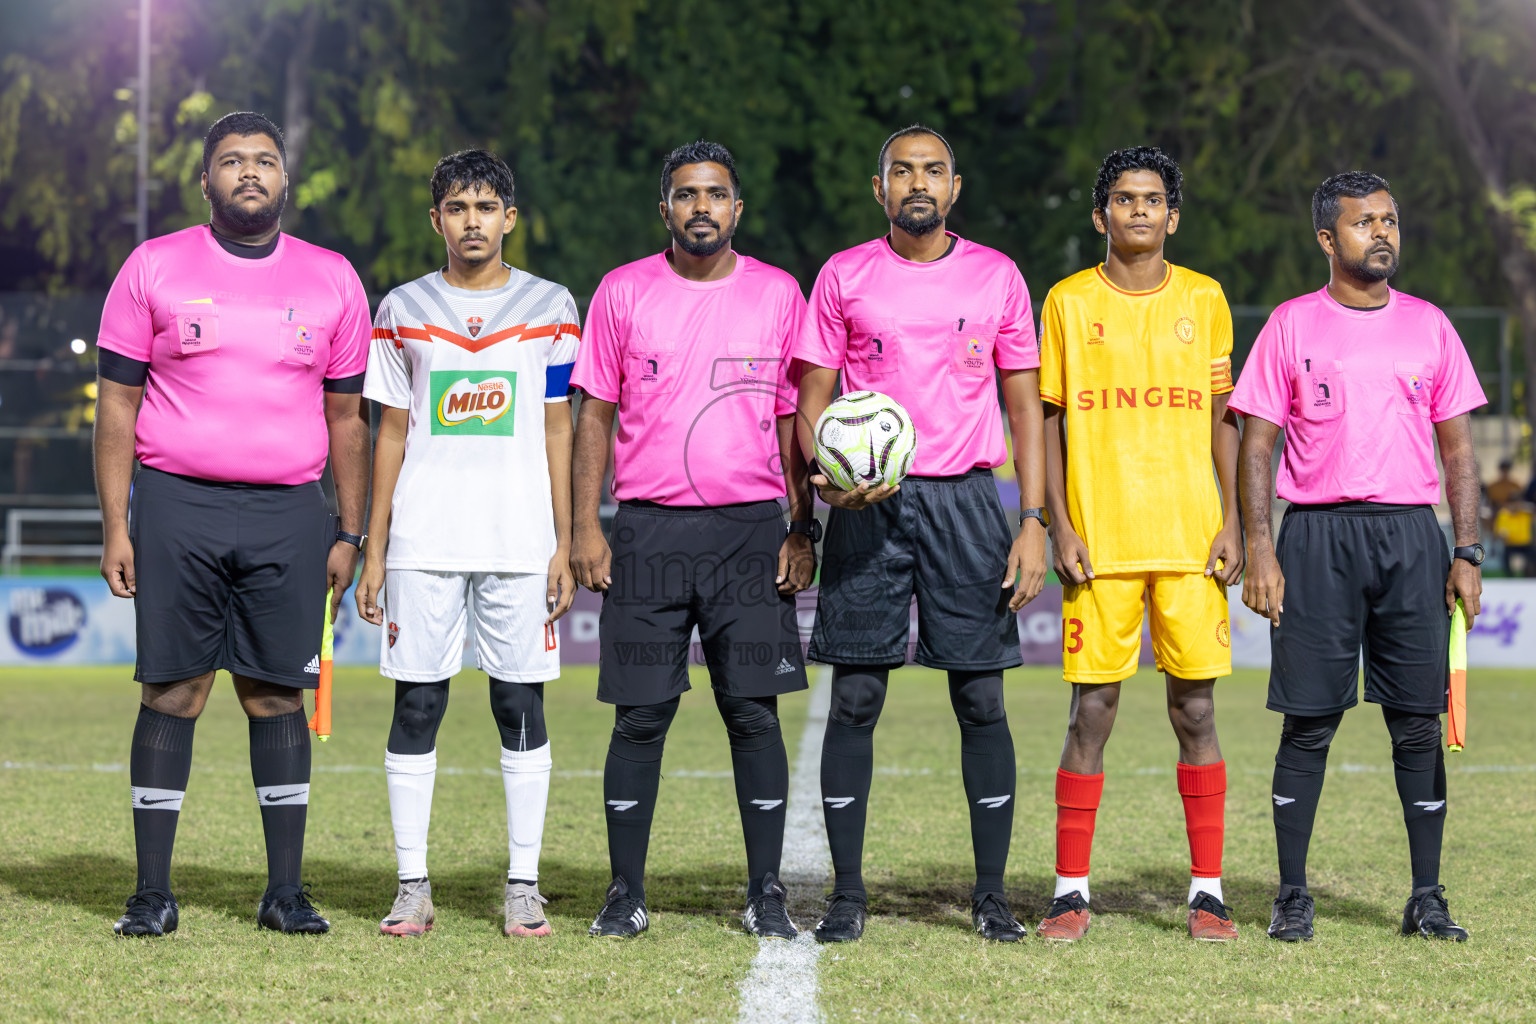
<box><xmin>794</xmin><ymin>126</ymin><xmax>1047</xmax><ymax>944</ymax></box>
<box><xmin>94</xmin><ymin>112</ymin><xmax>371</xmax><ymax>937</ymax></box>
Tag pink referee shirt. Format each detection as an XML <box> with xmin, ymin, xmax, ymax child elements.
<box><xmin>793</xmin><ymin>234</ymin><xmax>1038</xmax><ymax>476</ymax></box>
<box><xmin>1228</xmin><ymin>287</ymin><xmax>1486</xmax><ymax>505</ymax></box>
<box><xmin>97</xmin><ymin>226</ymin><xmax>371</xmax><ymax>485</ymax></box>
<box><xmin>570</xmin><ymin>251</ymin><xmax>805</xmax><ymax>506</ymax></box>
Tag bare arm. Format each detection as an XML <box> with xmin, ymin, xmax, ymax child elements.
<box><xmin>775</xmin><ymin>414</ymin><xmax>815</xmax><ymax>594</ymax></box>
<box><xmin>355</xmin><ymin>405</ymin><xmax>406</xmax><ymax>625</ymax></box>
<box><xmin>324</xmin><ymin>391</ymin><xmax>370</xmax><ymax>620</ymax></box>
<box><xmin>94</xmin><ymin>378</ymin><xmax>143</xmax><ymax>598</ymax></box>
<box><xmin>794</xmin><ymin>364</ymin><xmax>838</xmax><ymax>462</ymax></box>
<box><xmin>1205</xmin><ymin>393</ymin><xmax>1244</xmax><ymax>585</ymax></box>
<box><xmin>544</xmin><ymin>400</ymin><xmax>576</xmax><ymax>621</ymax></box>
<box><xmin>795</xmin><ymin>362</ymin><xmax>897</xmax><ymax>510</ymax></box>
<box><xmin>570</xmin><ymin>393</ymin><xmax>616</xmax><ymax>591</ymax></box>
<box><xmin>1436</xmin><ymin>412</ymin><xmax>1482</xmax><ymax>627</ymax></box>
<box><xmin>1238</xmin><ymin>414</ymin><xmax>1284</xmax><ymax>625</ymax></box>
<box><xmin>1044</xmin><ymin>402</ymin><xmax>1093</xmax><ymax>584</ymax></box>
<box><xmin>1001</xmin><ymin>368</ymin><xmax>1047</xmax><ymax>610</ymax></box>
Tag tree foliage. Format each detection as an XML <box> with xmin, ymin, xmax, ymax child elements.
<box><xmin>0</xmin><ymin>0</ymin><xmax>1528</xmax><ymax>329</ymax></box>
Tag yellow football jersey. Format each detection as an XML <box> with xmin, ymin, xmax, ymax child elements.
<box><xmin>1039</xmin><ymin>262</ymin><xmax>1234</xmax><ymax>573</ymax></box>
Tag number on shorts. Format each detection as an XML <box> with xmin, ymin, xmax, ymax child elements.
<box><xmin>1063</xmin><ymin>618</ymin><xmax>1084</xmax><ymax>654</ymax></box>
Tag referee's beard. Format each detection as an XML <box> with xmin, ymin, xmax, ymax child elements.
<box><xmin>891</xmin><ymin>195</ymin><xmax>945</xmax><ymax>237</ymax></box>
<box><xmin>669</xmin><ymin>212</ymin><xmax>736</xmax><ymax>257</ymax></box>
<box><xmin>210</xmin><ymin>184</ymin><xmax>286</xmax><ymax>237</ymax></box>
<box><xmin>1339</xmin><ymin>243</ymin><xmax>1399</xmax><ymax>283</ymax></box>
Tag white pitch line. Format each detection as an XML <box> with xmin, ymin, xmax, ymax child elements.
<box><xmin>0</xmin><ymin>761</ymin><xmax>732</xmax><ymax>779</ymax></box>
<box><xmin>9</xmin><ymin>758</ymin><xmax>1536</xmax><ymax>780</ymax></box>
<box><xmin>736</xmin><ymin>666</ymin><xmax>831</xmax><ymax>1024</ymax></box>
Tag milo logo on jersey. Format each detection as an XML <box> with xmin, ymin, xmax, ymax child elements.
<box><xmin>430</xmin><ymin>370</ymin><xmax>517</xmax><ymax>436</ymax></box>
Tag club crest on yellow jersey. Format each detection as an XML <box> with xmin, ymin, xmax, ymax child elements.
<box><xmin>1175</xmin><ymin>316</ymin><xmax>1196</xmax><ymax>344</ymax></box>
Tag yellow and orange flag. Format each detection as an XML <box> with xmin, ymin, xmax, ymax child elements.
<box><xmin>308</xmin><ymin>587</ymin><xmax>334</xmax><ymax>743</ymax></box>
<box><xmin>1447</xmin><ymin>598</ymin><xmax>1467</xmax><ymax>752</ymax></box>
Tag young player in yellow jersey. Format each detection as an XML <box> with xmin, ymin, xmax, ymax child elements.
<box><xmin>1034</xmin><ymin>147</ymin><xmax>1243</xmax><ymax>943</ymax></box>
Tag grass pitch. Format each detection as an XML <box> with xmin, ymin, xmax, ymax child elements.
<box><xmin>1</xmin><ymin>665</ymin><xmax>1533</xmax><ymax>1023</ymax></box>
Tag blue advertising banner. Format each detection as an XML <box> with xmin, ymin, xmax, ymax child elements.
<box><xmin>2</xmin><ymin>576</ymin><xmax>1532</xmax><ymax>671</ymax></box>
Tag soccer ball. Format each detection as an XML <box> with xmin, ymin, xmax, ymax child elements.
<box><xmin>813</xmin><ymin>391</ymin><xmax>918</xmax><ymax>491</ymax></box>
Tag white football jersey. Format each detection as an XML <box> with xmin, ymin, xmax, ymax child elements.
<box><xmin>364</xmin><ymin>265</ymin><xmax>580</xmax><ymax>572</ymax></box>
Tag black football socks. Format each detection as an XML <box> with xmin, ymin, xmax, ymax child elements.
<box><xmin>716</xmin><ymin>693</ymin><xmax>789</xmax><ymax>900</ymax></box>
<box><xmin>821</xmin><ymin>668</ymin><xmax>890</xmax><ymax>898</ymax></box>
<box><xmin>1271</xmin><ymin>712</ymin><xmax>1340</xmax><ymax>889</ymax></box>
<box><xmin>1385</xmin><ymin>708</ymin><xmax>1447</xmax><ymax>891</ymax></box>
<box><xmin>950</xmin><ymin>672</ymin><xmax>1015</xmax><ymax>898</ymax></box>
<box><xmin>129</xmin><ymin>705</ymin><xmax>196</xmax><ymax>893</ymax></box>
<box><xmin>249</xmin><ymin>710</ymin><xmax>312</xmax><ymax>897</ymax></box>
<box><xmin>603</xmin><ymin>699</ymin><xmax>680</xmax><ymax>904</ymax></box>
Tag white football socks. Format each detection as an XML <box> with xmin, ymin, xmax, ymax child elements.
<box><xmin>384</xmin><ymin>748</ymin><xmax>437</xmax><ymax>881</ymax></box>
<box><xmin>1055</xmin><ymin>875</ymin><xmax>1090</xmax><ymax>903</ymax></box>
<box><xmin>501</xmin><ymin>742</ymin><xmax>552</xmax><ymax>881</ymax></box>
<box><xmin>1190</xmin><ymin>876</ymin><xmax>1223</xmax><ymax>904</ymax></box>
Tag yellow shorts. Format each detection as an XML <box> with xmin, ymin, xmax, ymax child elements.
<box><xmin>1061</xmin><ymin>572</ymin><xmax>1232</xmax><ymax>684</ymax></box>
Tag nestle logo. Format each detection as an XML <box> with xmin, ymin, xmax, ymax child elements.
<box><xmin>8</xmin><ymin>588</ymin><xmax>86</xmax><ymax>655</ymax></box>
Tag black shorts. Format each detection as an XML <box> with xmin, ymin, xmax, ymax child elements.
<box><xmin>1269</xmin><ymin>502</ymin><xmax>1451</xmax><ymax>716</ymax></box>
<box><xmin>130</xmin><ymin>466</ymin><xmax>330</xmax><ymax>688</ymax></box>
<box><xmin>596</xmin><ymin>500</ymin><xmax>808</xmax><ymax>706</ymax></box>
<box><xmin>808</xmin><ymin>468</ymin><xmax>1021</xmax><ymax>671</ymax></box>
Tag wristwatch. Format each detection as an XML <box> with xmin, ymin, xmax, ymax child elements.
<box><xmin>1020</xmin><ymin>507</ymin><xmax>1047</xmax><ymax>530</ymax></box>
<box><xmin>1452</xmin><ymin>543</ymin><xmax>1485</xmax><ymax>567</ymax></box>
<box><xmin>335</xmin><ymin>530</ymin><xmax>366</xmax><ymax>550</ymax></box>
<box><xmin>788</xmin><ymin>519</ymin><xmax>823</xmax><ymax>543</ymax></box>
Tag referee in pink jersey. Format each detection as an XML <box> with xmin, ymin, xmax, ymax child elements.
<box><xmin>794</xmin><ymin>126</ymin><xmax>1047</xmax><ymax>944</ymax></box>
<box><xmin>94</xmin><ymin>112</ymin><xmax>371</xmax><ymax>937</ymax></box>
<box><xmin>570</xmin><ymin>141</ymin><xmax>813</xmax><ymax>941</ymax></box>
<box><xmin>1233</xmin><ymin>172</ymin><xmax>1485</xmax><ymax>944</ymax></box>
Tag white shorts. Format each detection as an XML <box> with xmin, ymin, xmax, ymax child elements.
<box><xmin>380</xmin><ymin>570</ymin><xmax>559</xmax><ymax>683</ymax></box>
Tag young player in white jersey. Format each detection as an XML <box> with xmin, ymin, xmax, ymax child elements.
<box><xmin>356</xmin><ymin>150</ymin><xmax>579</xmax><ymax>938</ymax></box>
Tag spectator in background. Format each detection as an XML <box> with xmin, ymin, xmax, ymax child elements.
<box><xmin>1497</xmin><ymin>458</ymin><xmax>1536</xmax><ymax>577</ymax></box>
<box><xmin>1487</xmin><ymin>459</ymin><xmax>1522</xmax><ymax>509</ymax></box>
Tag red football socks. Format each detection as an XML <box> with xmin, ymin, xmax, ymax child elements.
<box><xmin>1054</xmin><ymin>768</ymin><xmax>1104</xmax><ymax>877</ymax></box>
<box><xmin>1177</xmin><ymin>760</ymin><xmax>1226</xmax><ymax>879</ymax></box>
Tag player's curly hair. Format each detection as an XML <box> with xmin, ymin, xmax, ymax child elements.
<box><xmin>202</xmin><ymin>112</ymin><xmax>285</xmax><ymax>174</ymax></box>
<box><xmin>430</xmin><ymin>150</ymin><xmax>515</xmax><ymax>209</ymax></box>
<box><xmin>876</xmin><ymin>124</ymin><xmax>956</xmax><ymax>177</ymax></box>
<box><xmin>1092</xmin><ymin>146</ymin><xmax>1182</xmax><ymax>212</ymax></box>
<box><xmin>1312</xmin><ymin>171</ymin><xmax>1393</xmax><ymax>235</ymax></box>
<box><xmin>660</xmin><ymin>141</ymin><xmax>740</xmax><ymax>201</ymax></box>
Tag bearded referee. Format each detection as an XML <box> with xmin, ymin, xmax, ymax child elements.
<box><xmin>95</xmin><ymin>112</ymin><xmax>371</xmax><ymax>936</ymax></box>
<box><xmin>1232</xmin><ymin>172</ymin><xmax>1486</xmax><ymax>943</ymax></box>
<box><xmin>794</xmin><ymin>126</ymin><xmax>1047</xmax><ymax>943</ymax></box>
<box><xmin>570</xmin><ymin>141</ymin><xmax>813</xmax><ymax>940</ymax></box>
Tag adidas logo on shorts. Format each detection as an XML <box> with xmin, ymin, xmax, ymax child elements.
<box><xmin>774</xmin><ymin>658</ymin><xmax>796</xmax><ymax>676</ymax></box>
<box><xmin>304</xmin><ymin>656</ymin><xmax>320</xmax><ymax>675</ymax></box>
